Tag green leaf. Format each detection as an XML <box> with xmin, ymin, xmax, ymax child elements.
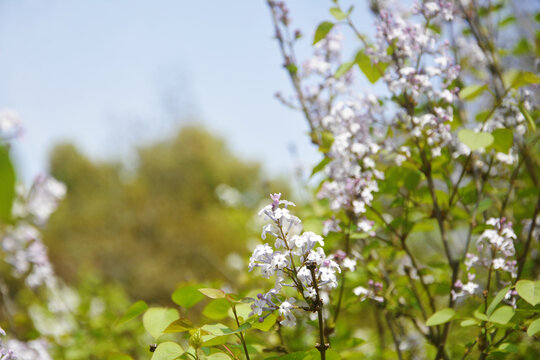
<box><xmin>497</xmin><ymin>343</ymin><xmax>518</xmax><ymax>353</ymax></box>
<box><xmin>503</xmin><ymin>69</ymin><xmax>522</xmax><ymax>88</ymax></box>
<box><xmin>474</xmin><ymin>309</ymin><xmax>488</xmax><ymax>322</ymax></box>
<box><xmin>329</xmin><ymin>7</ymin><xmax>347</xmax><ymax>21</ymax></box>
<box><xmin>460</xmin><ymin>319</ymin><xmax>479</xmax><ymax>327</ymax></box>
<box><xmin>286</xmin><ymin>63</ymin><xmax>298</xmax><ymax>75</ymax></box>
<box><xmin>476</xmin><ymin>199</ymin><xmax>492</xmax><ymax>213</ymax></box>
<box><xmin>0</xmin><ymin>146</ymin><xmax>15</xmax><ymax>223</ymax></box>
<box><xmin>488</xmin><ymin>305</ymin><xmax>514</xmax><ymax>325</ymax></box>
<box><xmin>151</xmin><ymin>342</ymin><xmax>184</xmax><ymax>360</ymax></box>
<box><xmin>117</xmin><ymin>300</ymin><xmax>148</xmax><ymax>325</ymax></box>
<box><xmin>523</xmin><ymin>71</ymin><xmax>540</xmax><ymax>85</ymax></box>
<box><xmin>172</xmin><ymin>286</ymin><xmax>205</xmax><ymax>308</ymax></box>
<box><xmin>426</xmin><ymin>308</ymin><xmax>455</xmax><ymax>326</ymax></box>
<box><xmin>319</xmin><ymin>131</ymin><xmax>334</xmax><ymax>153</ymax></box>
<box><xmin>202</xmin><ymin>299</ymin><xmax>230</xmax><ymax>320</ymax></box>
<box><xmin>313</xmin><ymin>21</ymin><xmax>334</xmax><ymax>45</ymax></box>
<box><xmin>335</xmin><ymin>61</ymin><xmax>354</xmax><ymax>78</ymax></box>
<box><xmin>220</xmin><ymin>322</ymin><xmax>251</xmax><ymax>335</ymax></box>
<box><xmin>403</xmin><ymin>169</ymin><xmax>421</xmax><ymax>190</ymax></box>
<box><xmin>163</xmin><ymin>318</ymin><xmax>194</xmax><ymax>333</ymax></box>
<box><xmin>458</xmin><ymin>129</ymin><xmax>494</xmax><ymax>151</ymax></box>
<box><xmin>229</xmin><ymin>303</ymin><xmax>251</xmax><ymax>320</ymax></box>
<box><xmin>490</xmin><ymin>128</ymin><xmax>513</xmax><ymax>153</ymax></box>
<box><xmin>198</xmin><ymin>288</ymin><xmax>226</xmax><ymax>299</ymax></box>
<box><xmin>516</xmin><ymin>280</ymin><xmax>540</xmax><ymax>306</ymax></box>
<box><xmin>499</xmin><ymin>16</ymin><xmax>516</xmax><ymax>27</ymax></box>
<box><xmin>527</xmin><ymin>318</ymin><xmax>540</xmax><ymax>337</ymax></box>
<box><xmin>355</xmin><ymin>51</ymin><xmax>386</xmax><ymax>84</ymax></box>
<box><xmin>345</xmin><ymin>338</ymin><xmax>366</xmax><ymax>347</ymax></box>
<box><xmin>251</xmin><ymin>313</ymin><xmax>277</xmax><ymax>332</ymax></box>
<box><xmin>519</xmin><ymin>104</ymin><xmax>536</xmax><ymax>132</ymax></box>
<box><xmin>487</xmin><ymin>286</ymin><xmax>510</xmax><ymax>316</ymax></box>
<box><xmin>513</xmin><ymin>38</ymin><xmax>531</xmax><ymax>55</ymax></box>
<box><xmin>311</xmin><ymin>157</ymin><xmax>332</xmax><ymax>177</ymax></box>
<box><xmin>143</xmin><ymin>307</ymin><xmax>180</xmax><ymax>339</ymax></box>
<box><xmin>459</xmin><ymin>84</ymin><xmax>488</xmax><ymax>101</ymax></box>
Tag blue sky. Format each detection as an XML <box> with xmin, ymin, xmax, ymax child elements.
<box><xmin>0</xmin><ymin>0</ymin><xmax>372</xmax><ymax>181</ymax></box>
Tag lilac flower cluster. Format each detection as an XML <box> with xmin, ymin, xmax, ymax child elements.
<box><xmin>353</xmin><ymin>279</ymin><xmax>385</xmax><ymax>303</ymax></box>
<box><xmin>452</xmin><ymin>218</ymin><xmax>517</xmax><ymax>300</ymax></box>
<box><xmin>0</xmin><ymin>109</ymin><xmax>23</xmax><ymax>140</ymax></box>
<box><xmin>371</xmin><ymin>1</ymin><xmax>459</xmax><ymax>157</ymax></box>
<box><xmin>0</xmin><ymin>112</ymin><xmax>68</xmax><ymax>359</ymax></box>
<box><xmin>248</xmin><ymin>193</ymin><xmax>340</xmax><ymax>326</ymax></box>
<box><xmin>0</xmin><ymin>327</ymin><xmax>15</xmax><ymax>360</ymax></box>
<box><xmin>2</xmin><ymin>175</ymin><xmax>66</xmax><ymax>288</ymax></box>
<box><xmin>318</xmin><ymin>98</ymin><xmax>384</xmax><ymax>233</ymax></box>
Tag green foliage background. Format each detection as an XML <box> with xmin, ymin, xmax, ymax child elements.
<box><xmin>43</xmin><ymin>126</ymin><xmax>288</xmax><ymax>302</ymax></box>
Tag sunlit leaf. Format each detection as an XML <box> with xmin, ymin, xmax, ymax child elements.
<box><xmin>202</xmin><ymin>299</ymin><xmax>230</xmax><ymax>320</ymax></box>
<box><xmin>117</xmin><ymin>300</ymin><xmax>148</xmax><ymax>326</ymax></box>
<box><xmin>458</xmin><ymin>129</ymin><xmax>494</xmax><ymax>151</ymax></box>
<box><xmin>459</xmin><ymin>84</ymin><xmax>488</xmax><ymax>100</ymax></box>
<box><xmin>527</xmin><ymin>318</ymin><xmax>540</xmax><ymax>337</ymax></box>
<box><xmin>488</xmin><ymin>305</ymin><xmax>514</xmax><ymax>325</ymax></box>
<box><xmin>0</xmin><ymin>146</ymin><xmax>15</xmax><ymax>223</ymax></box>
<box><xmin>516</xmin><ymin>280</ymin><xmax>540</xmax><ymax>306</ymax></box>
<box><xmin>151</xmin><ymin>342</ymin><xmax>184</xmax><ymax>360</ymax></box>
<box><xmin>313</xmin><ymin>22</ymin><xmax>334</xmax><ymax>45</ymax></box>
<box><xmin>426</xmin><ymin>308</ymin><xmax>455</xmax><ymax>326</ymax></box>
<box><xmin>487</xmin><ymin>286</ymin><xmax>510</xmax><ymax>316</ymax></box>
<box><xmin>198</xmin><ymin>288</ymin><xmax>226</xmax><ymax>299</ymax></box>
<box><xmin>172</xmin><ymin>286</ymin><xmax>205</xmax><ymax>308</ymax></box>
<box><xmin>143</xmin><ymin>308</ymin><xmax>180</xmax><ymax>339</ymax></box>
<box><xmin>329</xmin><ymin>7</ymin><xmax>347</xmax><ymax>21</ymax></box>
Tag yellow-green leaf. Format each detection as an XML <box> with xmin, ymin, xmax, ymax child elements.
<box><xmin>459</xmin><ymin>84</ymin><xmax>488</xmax><ymax>101</ymax></box>
<box><xmin>426</xmin><ymin>308</ymin><xmax>455</xmax><ymax>326</ymax></box>
<box><xmin>527</xmin><ymin>318</ymin><xmax>540</xmax><ymax>337</ymax></box>
<box><xmin>163</xmin><ymin>318</ymin><xmax>194</xmax><ymax>333</ymax></box>
<box><xmin>172</xmin><ymin>285</ymin><xmax>205</xmax><ymax>308</ymax></box>
<box><xmin>313</xmin><ymin>22</ymin><xmax>334</xmax><ymax>45</ymax></box>
<box><xmin>487</xmin><ymin>286</ymin><xmax>510</xmax><ymax>316</ymax></box>
<box><xmin>198</xmin><ymin>288</ymin><xmax>226</xmax><ymax>299</ymax></box>
<box><xmin>519</xmin><ymin>104</ymin><xmax>536</xmax><ymax>132</ymax></box>
<box><xmin>516</xmin><ymin>280</ymin><xmax>540</xmax><ymax>306</ymax></box>
<box><xmin>329</xmin><ymin>7</ymin><xmax>347</xmax><ymax>21</ymax></box>
<box><xmin>143</xmin><ymin>308</ymin><xmax>180</xmax><ymax>339</ymax></box>
<box><xmin>151</xmin><ymin>342</ymin><xmax>184</xmax><ymax>360</ymax></box>
<box><xmin>117</xmin><ymin>300</ymin><xmax>148</xmax><ymax>326</ymax></box>
<box><xmin>488</xmin><ymin>305</ymin><xmax>514</xmax><ymax>325</ymax></box>
<box><xmin>458</xmin><ymin>129</ymin><xmax>494</xmax><ymax>151</ymax></box>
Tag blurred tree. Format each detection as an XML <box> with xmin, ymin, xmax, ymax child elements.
<box><xmin>43</xmin><ymin>126</ymin><xmax>287</xmax><ymax>302</ymax></box>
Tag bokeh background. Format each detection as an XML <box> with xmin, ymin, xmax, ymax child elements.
<box><xmin>0</xmin><ymin>0</ymin><xmax>371</xmax><ymax>304</ymax></box>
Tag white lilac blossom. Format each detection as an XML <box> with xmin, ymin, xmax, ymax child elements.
<box><xmin>13</xmin><ymin>175</ymin><xmax>67</xmax><ymax>225</ymax></box>
<box><xmin>313</xmin><ymin>1</ymin><xmax>460</xmax><ymax>240</ymax></box>
<box><xmin>249</xmin><ymin>193</ymin><xmax>340</xmax><ymax>326</ymax></box>
<box><xmin>452</xmin><ymin>218</ymin><xmax>517</xmax><ymax>300</ymax></box>
<box><xmin>0</xmin><ymin>327</ymin><xmax>15</xmax><ymax>360</ymax></box>
<box><xmin>0</xmin><ymin>326</ymin><xmax>52</xmax><ymax>360</ymax></box>
<box><xmin>2</xmin><ymin>175</ymin><xmax>66</xmax><ymax>289</ymax></box>
<box><xmin>369</xmin><ymin>2</ymin><xmax>459</xmax><ymax>157</ymax></box>
<box><xmin>4</xmin><ymin>339</ymin><xmax>52</xmax><ymax>360</ymax></box>
<box><xmin>353</xmin><ymin>280</ymin><xmax>384</xmax><ymax>303</ymax></box>
<box><xmin>317</xmin><ymin>98</ymin><xmax>384</xmax><ymax>229</ymax></box>
<box><xmin>0</xmin><ymin>109</ymin><xmax>22</xmax><ymax>140</ymax></box>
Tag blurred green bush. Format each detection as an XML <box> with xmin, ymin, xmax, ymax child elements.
<box><xmin>43</xmin><ymin>126</ymin><xmax>288</xmax><ymax>303</ymax></box>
